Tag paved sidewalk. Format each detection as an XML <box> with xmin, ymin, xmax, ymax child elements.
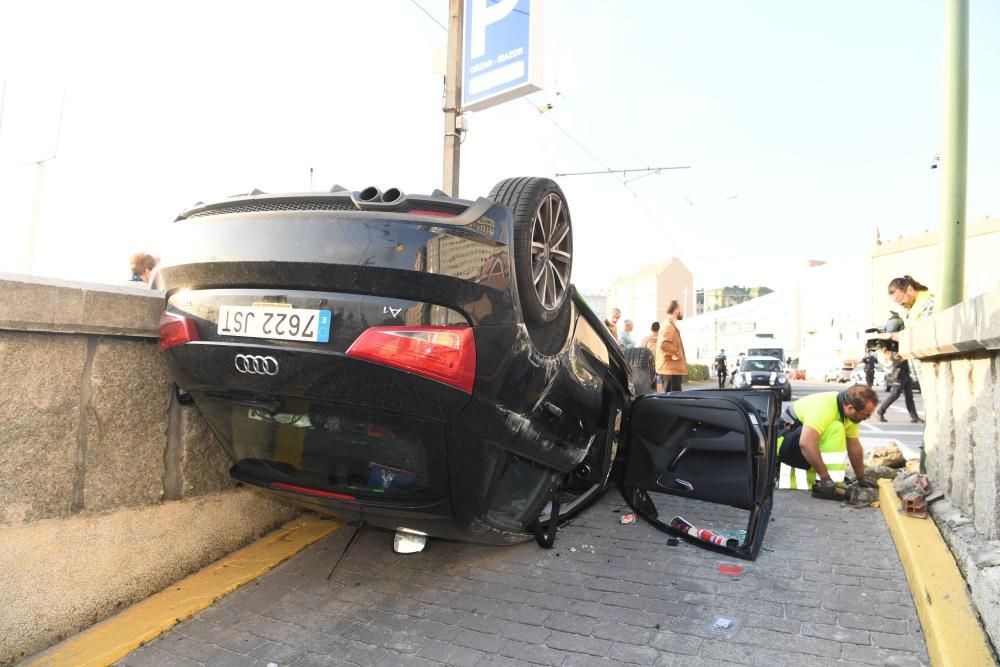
<box><xmin>119</xmin><ymin>491</ymin><xmax>929</xmax><ymax>666</ymax></box>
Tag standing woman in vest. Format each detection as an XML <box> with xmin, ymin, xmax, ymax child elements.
<box><xmin>888</xmin><ymin>275</ymin><xmax>935</xmax><ymax>324</ymax></box>
<box><xmin>887</xmin><ymin>275</ymin><xmax>935</xmax><ymax>391</ymax></box>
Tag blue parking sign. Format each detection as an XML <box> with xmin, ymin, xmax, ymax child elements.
<box><xmin>462</xmin><ymin>0</ymin><xmax>544</xmax><ymax>112</ymax></box>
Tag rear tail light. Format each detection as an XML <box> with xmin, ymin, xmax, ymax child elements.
<box><xmin>159</xmin><ymin>311</ymin><xmax>201</xmax><ymax>352</ymax></box>
<box><xmin>346</xmin><ymin>326</ymin><xmax>476</xmax><ymax>393</ymax></box>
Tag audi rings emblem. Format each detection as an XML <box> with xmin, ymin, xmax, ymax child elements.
<box><xmin>234</xmin><ymin>354</ymin><xmax>279</xmax><ymax>376</ymax></box>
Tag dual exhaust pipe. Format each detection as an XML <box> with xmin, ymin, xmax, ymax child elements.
<box><xmin>357</xmin><ymin>186</ymin><xmax>405</xmax><ymax>204</ymax></box>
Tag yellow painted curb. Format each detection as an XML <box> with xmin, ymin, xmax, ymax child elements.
<box><xmin>26</xmin><ymin>515</ymin><xmax>341</xmax><ymax>667</ymax></box>
<box><xmin>878</xmin><ymin>479</ymin><xmax>994</xmax><ymax>667</ymax></box>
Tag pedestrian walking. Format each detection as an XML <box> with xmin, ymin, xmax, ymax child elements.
<box><xmin>730</xmin><ymin>352</ymin><xmax>745</xmax><ymax>386</ymax></box>
<box><xmin>655</xmin><ymin>300</ymin><xmax>687</xmax><ymax>392</ymax></box>
<box><xmin>714</xmin><ymin>349</ymin><xmax>728</xmax><ymax>388</ymax></box>
<box><xmin>876</xmin><ymin>353</ymin><xmax>922</xmax><ymax>423</ymax></box>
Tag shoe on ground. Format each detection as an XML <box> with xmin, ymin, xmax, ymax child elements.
<box><xmin>911</xmin><ymin>416</ymin><xmax>924</xmax><ymax>423</ymax></box>
<box><xmin>877</xmin><ymin>413</ymin><xmax>887</xmax><ymax>422</ymax></box>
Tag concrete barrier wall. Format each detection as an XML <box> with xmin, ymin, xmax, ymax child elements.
<box><xmin>901</xmin><ymin>286</ymin><xmax>1000</xmax><ymax>650</ymax></box>
<box><xmin>0</xmin><ymin>274</ymin><xmax>299</xmax><ymax>665</ymax></box>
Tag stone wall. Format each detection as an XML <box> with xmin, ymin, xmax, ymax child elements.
<box><xmin>0</xmin><ymin>274</ymin><xmax>299</xmax><ymax>665</ymax></box>
<box><xmin>900</xmin><ymin>286</ymin><xmax>1000</xmax><ymax>650</ymax></box>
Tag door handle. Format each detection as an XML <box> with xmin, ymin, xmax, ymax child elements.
<box><xmin>668</xmin><ymin>446</ymin><xmax>689</xmax><ymax>471</ymax></box>
<box><xmin>656</xmin><ymin>475</ymin><xmax>694</xmax><ymax>492</ymax></box>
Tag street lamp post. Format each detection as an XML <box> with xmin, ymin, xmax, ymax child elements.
<box><xmin>938</xmin><ymin>0</ymin><xmax>969</xmax><ymax>309</ymax></box>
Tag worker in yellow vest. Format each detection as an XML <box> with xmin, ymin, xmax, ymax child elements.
<box><xmin>776</xmin><ymin>385</ymin><xmax>879</xmax><ymax>498</ymax></box>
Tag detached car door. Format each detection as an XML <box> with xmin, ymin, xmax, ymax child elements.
<box><xmin>620</xmin><ymin>390</ymin><xmax>779</xmax><ymax>560</ymax></box>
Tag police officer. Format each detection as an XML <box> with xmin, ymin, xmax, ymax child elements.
<box><xmin>777</xmin><ymin>385</ymin><xmax>878</xmax><ymax>499</ymax></box>
<box><xmin>861</xmin><ymin>349</ymin><xmax>878</xmax><ymax>387</ymax></box>
<box><xmin>714</xmin><ymin>349</ymin><xmax>728</xmax><ymax>388</ymax></box>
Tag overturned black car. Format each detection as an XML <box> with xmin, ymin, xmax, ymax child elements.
<box><xmin>155</xmin><ymin>177</ymin><xmax>778</xmax><ymax>559</ymax></box>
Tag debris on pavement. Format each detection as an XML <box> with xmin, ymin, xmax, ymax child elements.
<box><xmin>849</xmin><ymin>486</ymin><xmax>880</xmax><ymax>507</ymax></box>
<box><xmin>670</xmin><ymin>516</ymin><xmax>740</xmax><ymax>548</ymax></box>
<box><xmin>865</xmin><ymin>465</ymin><xmax>903</xmax><ymax>480</ymax></box>
<box><xmin>718</xmin><ymin>562</ymin><xmax>744</xmax><ymax>576</ymax></box>
<box><xmin>893</xmin><ymin>471</ymin><xmax>932</xmax><ymax>518</ymax></box>
<box><xmin>866</xmin><ymin>441</ymin><xmax>907</xmax><ymax>469</ymax></box>
<box><xmin>620</xmin><ymin>512</ymin><xmax>636</xmax><ymax>525</ymax></box>
<box><xmin>667</xmin><ymin>538</ymin><xmax>679</xmax><ymax>546</ymax></box>
<box><xmin>709</xmin><ymin>615</ymin><xmax>741</xmax><ymax>637</ymax></box>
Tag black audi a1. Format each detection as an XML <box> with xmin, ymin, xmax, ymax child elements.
<box><xmin>156</xmin><ymin>177</ymin><xmax>778</xmax><ymax>559</ymax></box>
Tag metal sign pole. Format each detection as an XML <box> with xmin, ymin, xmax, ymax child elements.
<box><xmin>442</xmin><ymin>0</ymin><xmax>463</xmax><ymax>197</ymax></box>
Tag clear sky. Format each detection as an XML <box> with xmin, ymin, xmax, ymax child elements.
<box><xmin>1</xmin><ymin>0</ymin><xmax>998</xmax><ymax>292</ymax></box>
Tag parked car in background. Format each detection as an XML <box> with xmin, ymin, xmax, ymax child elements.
<box><xmin>732</xmin><ymin>356</ymin><xmax>792</xmax><ymax>400</ymax></box>
<box><xmin>849</xmin><ymin>365</ymin><xmax>886</xmax><ymax>387</ymax></box>
<box><xmin>824</xmin><ymin>366</ymin><xmax>853</xmax><ymax>383</ymax></box>
<box><xmin>154</xmin><ymin>176</ymin><xmax>778</xmax><ymax>560</ymax></box>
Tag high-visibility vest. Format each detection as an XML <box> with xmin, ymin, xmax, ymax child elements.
<box><xmin>776</xmin><ymin>393</ymin><xmax>852</xmax><ymax>490</ymax></box>
<box><xmin>777</xmin><ymin>443</ymin><xmax>848</xmax><ymax>489</ymax></box>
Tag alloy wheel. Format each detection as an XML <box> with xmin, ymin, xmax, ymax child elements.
<box><xmin>530</xmin><ymin>193</ymin><xmax>572</xmax><ymax>310</ymax></box>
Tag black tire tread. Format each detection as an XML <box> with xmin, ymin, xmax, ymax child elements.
<box><xmin>487</xmin><ymin>176</ymin><xmax>572</xmax><ymax>326</ymax></box>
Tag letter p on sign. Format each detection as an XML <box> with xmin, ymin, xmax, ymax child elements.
<box><xmin>470</xmin><ymin>0</ymin><xmax>519</xmax><ymax>59</ymax></box>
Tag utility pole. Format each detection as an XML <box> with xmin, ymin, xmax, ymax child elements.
<box><xmin>442</xmin><ymin>0</ymin><xmax>463</xmax><ymax>197</ymax></box>
<box><xmin>938</xmin><ymin>0</ymin><xmax>969</xmax><ymax>309</ymax></box>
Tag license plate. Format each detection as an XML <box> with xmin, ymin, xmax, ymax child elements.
<box><xmin>218</xmin><ymin>305</ymin><xmax>331</xmax><ymax>343</ymax></box>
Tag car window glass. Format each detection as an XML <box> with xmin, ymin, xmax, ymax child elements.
<box><xmin>739</xmin><ymin>359</ymin><xmax>783</xmax><ymax>372</ymax></box>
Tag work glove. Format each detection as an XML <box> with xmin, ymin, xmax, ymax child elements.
<box><xmin>811</xmin><ymin>477</ymin><xmax>847</xmax><ymax>501</ymax></box>
<box><xmin>856</xmin><ymin>477</ymin><xmax>878</xmax><ymax>489</ymax></box>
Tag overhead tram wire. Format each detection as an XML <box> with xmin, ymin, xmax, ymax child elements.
<box><xmin>408</xmin><ymin>0</ymin><xmax>678</xmax><ymax>237</ymax></box>
<box><xmin>555</xmin><ymin>166</ymin><xmax>690</xmax><ymax>178</ymax></box>
<box><xmin>409</xmin><ymin>0</ymin><xmax>446</xmax><ymax>30</ymax></box>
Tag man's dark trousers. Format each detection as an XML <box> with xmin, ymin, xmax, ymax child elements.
<box><xmin>879</xmin><ymin>378</ymin><xmax>918</xmax><ymax>419</ymax></box>
<box><xmin>866</xmin><ymin>371</ymin><xmax>875</xmax><ymax>387</ymax></box>
<box><xmin>717</xmin><ymin>371</ymin><xmax>726</xmax><ymax>388</ymax></box>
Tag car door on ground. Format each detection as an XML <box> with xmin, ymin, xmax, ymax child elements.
<box><xmin>619</xmin><ymin>390</ymin><xmax>779</xmax><ymax>560</ymax></box>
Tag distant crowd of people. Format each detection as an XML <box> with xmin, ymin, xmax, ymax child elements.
<box><xmin>605</xmin><ymin>299</ymin><xmax>688</xmax><ymax>393</ymax></box>
<box><xmin>601</xmin><ymin>273</ymin><xmax>934</xmax><ymax>410</ymax></box>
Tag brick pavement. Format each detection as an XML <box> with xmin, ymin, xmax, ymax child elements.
<box><xmin>119</xmin><ymin>490</ymin><xmax>929</xmax><ymax>666</ymax></box>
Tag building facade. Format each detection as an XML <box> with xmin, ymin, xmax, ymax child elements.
<box><xmin>696</xmin><ymin>286</ymin><xmax>774</xmax><ymax>315</ymax></box>
<box><xmin>607</xmin><ymin>258</ymin><xmax>693</xmax><ymax>334</ymax></box>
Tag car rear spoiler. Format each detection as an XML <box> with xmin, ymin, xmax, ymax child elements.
<box><xmin>175</xmin><ymin>192</ymin><xmax>505</xmax><ymax>246</ymax></box>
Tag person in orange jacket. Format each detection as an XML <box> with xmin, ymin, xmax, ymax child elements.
<box><xmin>655</xmin><ymin>300</ymin><xmax>687</xmax><ymax>392</ymax></box>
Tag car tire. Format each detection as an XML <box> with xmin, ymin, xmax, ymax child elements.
<box><xmin>783</xmin><ymin>386</ymin><xmax>792</xmax><ymax>401</ymax></box>
<box><xmin>488</xmin><ymin>177</ymin><xmax>573</xmax><ymax>326</ymax></box>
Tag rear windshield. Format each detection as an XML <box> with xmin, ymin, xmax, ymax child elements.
<box><xmin>197</xmin><ymin>395</ymin><xmax>447</xmax><ymax>501</ymax></box>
